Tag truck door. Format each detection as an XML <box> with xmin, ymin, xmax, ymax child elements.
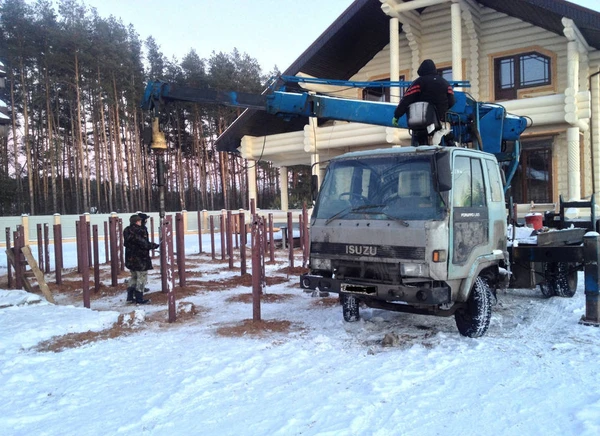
<box><xmin>449</xmin><ymin>154</ymin><xmax>490</xmax><ymax>279</ymax></box>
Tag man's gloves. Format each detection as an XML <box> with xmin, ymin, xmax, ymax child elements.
<box><xmin>392</xmin><ymin>117</ymin><xmax>399</xmax><ymax>127</ymax></box>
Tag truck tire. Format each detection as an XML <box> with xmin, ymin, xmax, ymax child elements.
<box><xmin>341</xmin><ymin>294</ymin><xmax>360</xmax><ymax>322</ymax></box>
<box><xmin>547</xmin><ymin>262</ymin><xmax>577</xmax><ymax>298</ymax></box>
<box><xmin>455</xmin><ymin>277</ymin><xmax>492</xmax><ymax>338</ymax></box>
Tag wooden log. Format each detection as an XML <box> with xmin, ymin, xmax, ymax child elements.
<box><xmin>20</xmin><ymin>245</ymin><xmax>55</xmax><ymax>304</ymax></box>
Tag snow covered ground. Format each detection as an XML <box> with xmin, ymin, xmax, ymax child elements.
<box><xmin>1</xmin><ymin>235</ymin><xmax>600</xmax><ymax>435</ymax></box>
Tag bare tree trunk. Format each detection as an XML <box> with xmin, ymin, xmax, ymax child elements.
<box><xmin>19</xmin><ymin>60</ymin><xmax>34</xmax><ymax>214</ymax></box>
<box><xmin>112</xmin><ymin>74</ymin><xmax>129</xmax><ymax>212</ymax></box>
<box><xmin>74</xmin><ymin>54</ymin><xmax>88</xmax><ymax>213</ymax></box>
<box><xmin>9</xmin><ymin>69</ymin><xmax>22</xmax><ymax>212</ymax></box>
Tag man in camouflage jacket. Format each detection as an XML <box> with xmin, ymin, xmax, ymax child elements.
<box><xmin>123</xmin><ymin>214</ymin><xmax>159</xmax><ymax>304</ymax></box>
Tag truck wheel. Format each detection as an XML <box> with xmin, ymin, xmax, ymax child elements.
<box><xmin>455</xmin><ymin>277</ymin><xmax>492</xmax><ymax>338</ymax></box>
<box><xmin>548</xmin><ymin>262</ymin><xmax>577</xmax><ymax>298</ymax></box>
<box><xmin>539</xmin><ymin>282</ymin><xmax>555</xmax><ymax>298</ymax></box>
<box><xmin>341</xmin><ymin>294</ymin><xmax>360</xmax><ymax>322</ymax></box>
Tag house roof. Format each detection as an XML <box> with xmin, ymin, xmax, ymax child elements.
<box><xmin>216</xmin><ymin>0</ymin><xmax>600</xmax><ymax>153</ymax></box>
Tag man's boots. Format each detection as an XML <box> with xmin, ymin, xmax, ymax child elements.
<box><xmin>126</xmin><ymin>287</ymin><xmax>135</xmax><ymax>304</ymax></box>
<box><xmin>134</xmin><ymin>290</ymin><xmax>150</xmax><ymax>305</ymax></box>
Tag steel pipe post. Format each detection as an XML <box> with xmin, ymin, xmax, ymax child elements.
<box><xmin>80</xmin><ymin>216</ymin><xmax>90</xmax><ymax>308</ymax></box>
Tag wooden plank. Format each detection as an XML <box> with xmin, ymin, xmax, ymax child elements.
<box><xmin>21</xmin><ymin>246</ymin><xmax>55</xmax><ymax>304</ymax></box>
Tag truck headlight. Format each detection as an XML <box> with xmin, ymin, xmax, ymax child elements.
<box><xmin>311</xmin><ymin>258</ymin><xmax>332</xmax><ymax>271</ymax></box>
<box><xmin>400</xmin><ymin>263</ymin><xmax>429</xmax><ymax>277</ymax></box>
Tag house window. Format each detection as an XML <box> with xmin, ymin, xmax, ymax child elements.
<box><xmin>363</xmin><ymin>76</ymin><xmax>405</xmax><ymax>102</ymax></box>
<box><xmin>510</xmin><ymin>138</ymin><xmax>553</xmax><ymax>203</ymax></box>
<box><xmin>438</xmin><ymin>67</ymin><xmax>453</xmax><ymax>82</ymax></box>
<box><xmin>494</xmin><ymin>52</ymin><xmax>551</xmax><ymax>100</ymax></box>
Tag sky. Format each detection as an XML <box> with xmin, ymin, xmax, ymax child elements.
<box><xmin>76</xmin><ymin>0</ymin><xmax>600</xmax><ymax>75</ymax></box>
<box><xmin>81</xmin><ymin>0</ymin><xmax>354</xmax><ymax>73</ymax></box>
<box><xmin>1</xmin><ymin>233</ymin><xmax>600</xmax><ymax>434</ymax></box>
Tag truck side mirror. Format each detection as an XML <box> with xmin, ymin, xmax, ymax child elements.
<box><xmin>435</xmin><ymin>152</ymin><xmax>452</xmax><ymax>191</ymax></box>
<box><xmin>311</xmin><ymin>174</ymin><xmax>319</xmax><ymax>201</ymax></box>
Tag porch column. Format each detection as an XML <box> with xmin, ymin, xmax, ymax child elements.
<box><xmin>389</xmin><ymin>17</ymin><xmax>401</xmax><ymax>104</ymax></box>
<box><xmin>247</xmin><ymin>160</ymin><xmax>257</xmax><ymax>211</ymax></box>
<box><xmin>567</xmin><ymin>40</ymin><xmax>581</xmax><ymax>200</ymax></box>
<box><xmin>451</xmin><ymin>2</ymin><xmax>463</xmax><ymax>87</ymax></box>
<box><xmin>280</xmin><ymin>166</ymin><xmax>289</xmax><ymax>211</ymax></box>
<box><xmin>567</xmin><ymin>126</ymin><xmax>581</xmax><ymax>201</ymax></box>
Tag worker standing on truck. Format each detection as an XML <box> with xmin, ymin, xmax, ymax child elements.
<box><xmin>392</xmin><ymin>59</ymin><xmax>455</xmax><ymax>145</ymax></box>
<box><xmin>123</xmin><ymin>214</ymin><xmax>159</xmax><ymax>304</ymax></box>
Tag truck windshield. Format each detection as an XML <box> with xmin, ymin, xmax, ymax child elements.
<box><xmin>313</xmin><ymin>154</ymin><xmax>445</xmax><ymax>222</ymax></box>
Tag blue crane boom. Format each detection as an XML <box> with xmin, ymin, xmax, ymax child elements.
<box><xmin>141</xmin><ymin>78</ymin><xmax>529</xmax><ymax>190</ymax></box>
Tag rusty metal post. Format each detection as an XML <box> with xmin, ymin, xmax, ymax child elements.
<box><xmin>250</xmin><ymin>198</ymin><xmax>256</xmax><ymax>215</ymax></box>
<box><xmin>210</xmin><ymin>215</ymin><xmax>216</xmax><ymax>260</ymax></box>
<box><xmin>14</xmin><ymin>227</ymin><xmax>24</xmax><ymax>289</ymax></box>
<box><xmin>239</xmin><ymin>212</ymin><xmax>246</xmax><ymax>275</ymax></box>
<box><xmin>75</xmin><ymin>220</ymin><xmax>81</xmax><ymax>273</ymax></box>
<box><xmin>220</xmin><ymin>214</ymin><xmax>226</xmax><ymax>261</ymax></box>
<box><xmin>197</xmin><ymin>210</ymin><xmax>203</xmax><ymax>254</ymax></box>
<box><xmin>5</xmin><ymin>227</ymin><xmax>12</xmax><ymax>288</ymax></box>
<box><xmin>252</xmin><ymin>214</ymin><xmax>262</xmax><ymax>321</ymax></box>
<box><xmin>36</xmin><ymin>223</ymin><xmax>43</xmax><ymax>272</ymax></box>
<box><xmin>53</xmin><ymin>224</ymin><xmax>63</xmax><ymax>285</ymax></box>
<box><xmin>93</xmin><ymin>224</ymin><xmax>99</xmax><ymax>293</ymax></box>
<box><xmin>80</xmin><ymin>216</ymin><xmax>90</xmax><ymax>308</ymax></box>
<box><xmin>14</xmin><ymin>227</ymin><xmax>23</xmax><ymax>289</ymax></box>
<box><xmin>166</xmin><ymin>216</ymin><xmax>176</xmax><ymax>323</ymax></box>
<box><xmin>118</xmin><ymin>218</ymin><xmax>125</xmax><ymax>271</ymax></box>
<box><xmin>299</xmin><ymin>214</ymin><xmax>304</xmax><ymax>267</ymax></box>
<box><xmin>104</xmin><ymin>221</ymin><xmax>109</xmax><ymax>264</ymax></box>
<box><xmin>234</xmin><ymin>212</ymin><xmax>239</xmax><ymax>249</ymax></box>
<box><xmin>581</xmin><ymin>233</ymin><xmax>600</xmax><ymax>326</ymax></box>
<box><xmin>227</xmin><ymin>210</ymin><xmax>234</xmax><ymax>269</ymax></box>
<box><xmin>86</xmin><ymin>218</ymin><xmax>92</xmax><ymax>268</ymax></box>
<box><xmin>287</xmin><ymin>211</ymin><xmax>294</xmax><ymax>269</ymax></box>
<box><xmin>176</xmin><ymin>212</ymin><xmax>186</xmax><ymax>287</ymax></box>
<box><xmin>260</xmin><ymin>217</ymin><xmax>266</xmax><ymax>284</ymax></box>
<box><xmin>168</xmin><ymin>217</ymin><xmax>176</xmax><ymax>291</ymax></box>
<box><xmin>268</xmin><ymin>213</ymin><xmax>274</xmax><ymax>263</ymax></box>
<box><xmin>109</xmin><ymin>217</ymin><xmax>119</xmax><ymax>287</ymax></box>
<box><xmin>44</xmin><ymin>224</ymin><xmax>50</xmax><ymax>274</ymax></box>
<box><xmin>160</xmin><ymin>217</ymin><xmax>168</xmax><ymax>293</ymax></box>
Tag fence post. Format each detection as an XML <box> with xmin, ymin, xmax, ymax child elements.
<box><xmin>239</xmin><ymin>211</ymin><xmax>246</xmax><ymax>275</ymax></box>
<box><xmin>197</xmin><ymin>210</ymin><xmax>203</xmax><ymax>253</ymax></box>
<box><xmin>176</xmin><ymin>212</ymin><xmax>186</xmax><ymax>287</ymax></box>
<box><xmin>252</xmin><ymin>214</ymin><xmax>262</xmax><ymax>321</ymax></box>
<box><xmin>287</xmin><ymin>211</ymin><xmax>294</xmax><ymax>269</ymax></box>
<box><xmin>80</xmin><ymin>215</ymin><xmax>90</xmax><ymax>308</ymax></box>
<box><xmin>227</xmin><ymin>210</ymin><xmax>234</xmax><ymax>269</ymax></box>
<box><xmin>36</xmin><ymin>223</ymin><xmax>44</xmax><ymax>272</ymax></box>
<box><xmin>93</xmin><ymin>224</ymin><xmax>100</xmax><ymax>292</ymax></box>
<box><xmin>5</xmin><ymin>228</ymin><xmax>12</xmax><ymax>288</ymax></box>
<box><xmin>210</xmin><ymin>215</ymin><xmax>216</xmax><ymax>260</ymax></box>
<box><xmin>44</xmin><ymin>223</ymin><xmax>50</xmax><ymax>274</ymax></box>
<box><xmin>21</xmin><ymin>214</ymin><xmax>29</xmax><ymax>245</ymax></box>
<box><xmin>104</xmin><ymin>221</ymin><xmax>109</xmax><ymax>264</ymax></box>
<box><xmin>53</xmin><ymin>224</ymin><xmax>63</xmax><ymax>285</ymax></box>
<box><xmin>109</xmin><ymin>216</ymin><xmax>119</xmax><ymax>287</ymax></box>
<box><xmin>220</xmin><ymin>212</ymin><xmax>226</xmax><ymax>261</ymax></box>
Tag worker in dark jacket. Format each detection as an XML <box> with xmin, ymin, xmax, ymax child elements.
<box><xmin>392</xmin><ymin>59</ymin><xmax>456</xmax><ymax>144</ymax></box>
<box><xmin>123</xmin><ymin>214</ymin><xmax>159</xmax><ymax>304</ymax></box>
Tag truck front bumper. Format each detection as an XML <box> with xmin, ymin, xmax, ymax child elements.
<box><xmin>299</xmin><ymin>273</ymin><xmax>451</xmax><ymax>305</ymax></box>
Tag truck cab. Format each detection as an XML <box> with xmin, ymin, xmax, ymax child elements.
<box><xmin>300</xmin><ymin>145</ymin><xmax>508</xmax><ymax>337</ymax></box>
